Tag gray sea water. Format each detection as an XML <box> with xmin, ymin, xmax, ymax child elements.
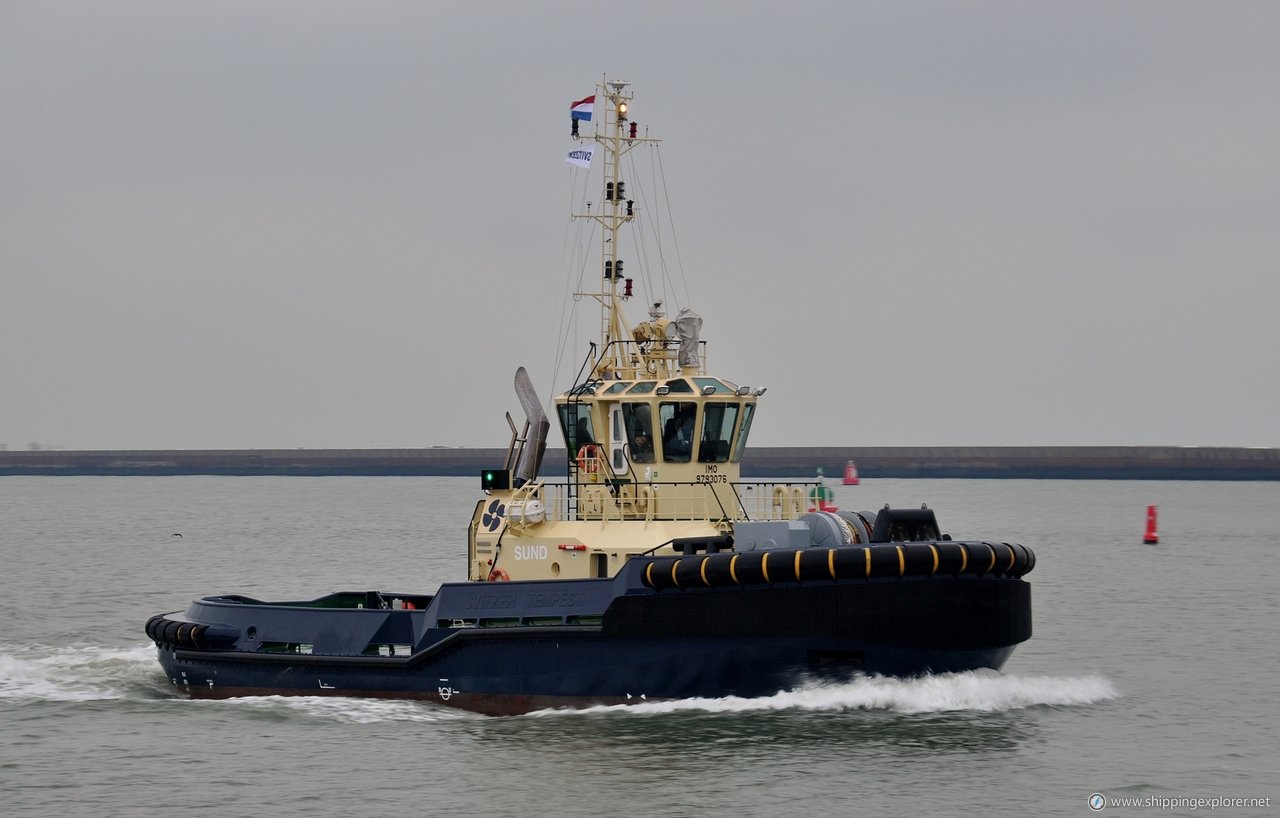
<box><xmin>1</xmin><ymin>476</ymin><xmax>1277</xmax><ymax>817</ymax></box>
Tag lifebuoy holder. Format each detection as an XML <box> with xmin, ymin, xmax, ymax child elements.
<box><xmin>577</xmin><ymin>444</ymin><xmax>600</xmax><ymax>474</ymax></box>
<box><xmin>487</xmin><ymin>568</ymin><xmax>510</xmax><ymax>582</ymax></box>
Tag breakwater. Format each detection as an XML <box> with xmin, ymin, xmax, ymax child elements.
<box><xmin>3</xmin><ymin>446</ymin><xmax>1278</xmax><ymax>480</ymax></box>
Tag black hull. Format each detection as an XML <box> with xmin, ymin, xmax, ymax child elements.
<box><xmin>149</xmin><ymin>545</ymin><xmax>1032</xmax><ymax>716</ymax></box>
<box><xmin>161</xmin><ymin>635</ymin><xmax>1016</xmax><ymax>716</ymax></box>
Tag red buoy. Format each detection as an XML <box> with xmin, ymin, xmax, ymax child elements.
<box><xmin>842</xmin><ymin>460</ymin><xmax>860</xmax><ymax>486</ymax></box>
<box><xmin>1143</xmin><ymin>505</ymin><xmax>1159</xmax><ymax>544</ymax></box>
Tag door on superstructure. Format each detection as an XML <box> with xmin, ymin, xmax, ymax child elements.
<box><xmin>608</xmin><ymin>404</ymin><xmax>627</xmax><ymax>476</ymax></box>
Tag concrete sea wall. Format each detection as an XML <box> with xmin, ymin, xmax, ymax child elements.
<box><xmin>3</xmin><ymin>446</ymin><xmax>1278</xmax><ymax>480</ymax></box>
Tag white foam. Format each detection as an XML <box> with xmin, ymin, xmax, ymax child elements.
<box><xmin>532</xmin><ymin>671</ymin><xmax>1120</xmax><ymax>717</ymax></box>
<box><xmin>0</xmin><ymin>644</ymin><xmax>1119</xmax><ymax>722</ymax></box>
<box><xmin>0</xmin><ymin>643</ymin><xmax>159</xmax><ymax>702</ymax></box>
<box><xmin>213</xmin><ymin>695</ymin><xmax>471</xmax><ymax>723</ymax></box>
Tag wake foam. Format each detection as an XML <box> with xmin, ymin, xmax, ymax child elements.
<box><xmin>0</xmin><ymin>643</ymin><xmax>161</xmax><ymax>702</ymax></box>
<box><xmin>0</xmin><ymin>644</ymin><xmax>1118</xmax><ymax>723</ymax></box>
<box><xmin>535</xmin><ymin>671</ymin><xmax>1120</xmax><ymax>717</ymax></box>
<box><xmin>0</xmin><ymin>644</ymin><xmax>469</xmax><ymax>721</ymax></box>
<box><xmin>219</xmin><ymin>695</ymin><xmax>472</xmax><ymax>723</ymax></box>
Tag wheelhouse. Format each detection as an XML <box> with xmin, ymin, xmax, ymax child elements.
<box><xmin>556</xmin><ymin>377</ymin><xmax>757</xmax><ymax>475</ymax></box>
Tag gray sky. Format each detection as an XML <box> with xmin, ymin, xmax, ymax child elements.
<box><xmin>2</xmin><ymin>1</ymin><xmax>1277</xmax><ymax>450</ymax></box>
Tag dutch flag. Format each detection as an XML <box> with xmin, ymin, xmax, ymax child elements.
<box><xmin>570</xmin><ymin>95</ymin><xmax>595</xmax><ymax>121</ymax></box>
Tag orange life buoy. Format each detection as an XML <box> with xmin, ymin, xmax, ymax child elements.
<box><xmin>487</xmin><ymin>568</ymin><xmax>510</xmax><ymax>582</ymax></box>
<box><xmin>577</xmin><ymin>444</ymin><xmax>599</xmax><ymax>473</ymax></box>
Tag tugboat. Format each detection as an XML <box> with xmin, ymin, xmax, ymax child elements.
<box><xmin>145</xmin><ymin>78</ymin><xmax>1034</xmax><ymax>716</ymax></box>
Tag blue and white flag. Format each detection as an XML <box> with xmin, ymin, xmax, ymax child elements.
<box><xmin>570</xmin><ymin>94</ymin><xmax>595</xmax><ymax>121</ymax></box>
<box><xmin>566</xmin><ymin>144</ymin><xmax>594</xmax><ymax>168</ymax></box>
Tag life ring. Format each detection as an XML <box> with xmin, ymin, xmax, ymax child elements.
<box><xmin>577</xmin><ymin>444</ymin><xmax>600</xmax><ymax>473</ymax></box>
<box><xmin>487</xmin><ymin>568</ymin><xmax>510</xmax><ymax>582</ymax></box>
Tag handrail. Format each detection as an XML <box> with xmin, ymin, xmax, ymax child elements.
<box><xmin>533</xmin><ymin>478</ymin><xmax>820</xmax><ymax>524</ymax></box>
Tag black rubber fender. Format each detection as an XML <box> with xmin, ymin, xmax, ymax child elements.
<box><xmin>144</xmin><ymin>615</ymin><xmax>165</xmax><ymax>643</ymax></box>
<box><xmin>901</xmin><ymin>543</ymin><xmax>939</xmax><ymax>576</ymax></box>
<box><xmin>702</xmin><ymin>553</ymin><xmax>738</xmax><ymax>586</ymax></box>
<box><xmin>933</xmin><ymin>541</ymin><xmax>969</xmax><ymax>575</ymax></box>
<box><xmin>1016</xmin><ymin>542</ymin><xmax>1036</xmax><ymax>576</ymax></box>
<box><xmin>868</xmin><ymin>545</ymin><xmax>903</xmax><ymax>577</ymax></box>
<box><xmin>832</xmin><ymin>546</ymin><xmax>869</xmax><ymax>579</ymax></box>
<box><xmin>673</xmin><ymin>556</ymin><xmax>708</xmax><ymax>588</ymax></box>
<box><xmin>989</xmin><ymin>542</ymin><xmax>1018</xmax><ymax>577</ymax></box>
<box><xmin>160</xmin><ymin>619</ymin><xmax>181</xmax><ymax>645</ymax></box>
<box><xmin>643</xmin><ymin>540</ymin><xmax>1036</xmax><ymax>589</ymax></box>
<box><xmin>796</xmin><ymin>547</ymin><xmax>834</xmax><ymax>581</ymax></box>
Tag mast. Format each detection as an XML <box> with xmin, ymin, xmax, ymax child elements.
<box><xmin>571</xmin><ymin>77</ymin><xmax>660</xmax><ymax>380</ymax></box>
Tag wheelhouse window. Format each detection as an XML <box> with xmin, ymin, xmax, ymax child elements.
<box><xmin>699</xmin><ymin>402</ymin><xmax>739</xmax><ymax>463</ymax></box>
<box><xmin>659</xmin><ymin>401</ymin><xmax>697</xmax><ymax>462</ymax></box>
<box><xmin>663</xmin><ymin>379</ymin><xmax>694</xmax><ymax>394</ymax></box>
<box><xmin>559</xmin><ymin>403</ymin><xmax>595</xmax><ymax>453</ymax></box>
<box><xmin>621</xmin><ymin>403</ymin><xmax>654</xmax><ymax>463</ymax></box>
<box><xmin>693</xmin><ymin>377</ymin><xmax>731</xmax><ymax>395</ymax></box>
<box><xmin>731</xmin><ymin>403</ymin><xmax>755</xmax><ymax>463</ymax></box>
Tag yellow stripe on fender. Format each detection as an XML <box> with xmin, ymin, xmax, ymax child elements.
<box><xmin>959</xmin><ymin>545</ymin><xmax>968</xmax><ymax>574</ymax></box>
<box><xmin>794</xmin><ymin>550</ymin><xmax>803</xmax><ymax>582</ymax></box>
<box><xmin>896</xmin><ymin>545</ymin><xmax>905</xmax><ymax>576</ymax></box>
<box><xmin>929</xmin><ymin>544</ymin><xmax>939</xmax><ymax>576</ymax></box>
<box><xmin>729</xmin><ymin>554</ymin><xmax>740</xmax><ymax>584</ymax></box>
<box><xmin>827</xmin><ymin>548</ymin><xmax>836</xmax><ymax>579</ymax></box>
<box><xmin>671</xmin><ymin>560</ymin><xmax>681</xmax><ymax>588</ymax></box>
<box><xmin>1005</xmin><ymin>544</ymin><xmax>1016</xmax><ymax>574</ymax></box>
<box><xmin>761</xmin><ymin>551</ymin><xmax>771</xmax><ymax>583</ymax></box>
<box><xmin>985</xmin><ymin>543</ymin><xmax>996</xmax><ymax>575</ymax></box>
<box><xmin>700</xmin><ymin>557</ymin><xmax>711</xmax><ymax>586</ymax></box>
<box><xmin>645</xmin><ymin>562</ymin><xmax>655</xmax><ymax>587</ymax></box>
<box><xmin>864</xmin><ymin>547</ymin><xmax>871</xmax><ymax>577</ymax></box>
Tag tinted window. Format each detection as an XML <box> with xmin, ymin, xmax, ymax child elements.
<box><xmin>659</xmin><ymin>401</ymin><xmax>697</xmax><ymax>462</ymax></box>
<box><xmin>699</xmin><ymin>402</ymin><xmax>739</xmax><ymax>463</ymax></box>
<box><xmin>731</xmin><ymin>403</ymin><xmax>755</xmax><ymax>462</ymax></box>
<box><xmin>558</xmin><ymin>404</ymin><xmax>595</xmax><ymax>452</ymax></box>
<box><xmin>621</xmin><ymin>403</ymin><xmax>654</xmax><ymax>463</ymax></box>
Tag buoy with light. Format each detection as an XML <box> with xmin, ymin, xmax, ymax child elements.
<box><xmin>1143</xmin><ymin>505</ymin><xmax>1159</xmax><ymax>544</ymax></box>
<box><xmin>842</xmin><ymin>460</ymin><xmax>860</xmax><ymax>485</ymax></box>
